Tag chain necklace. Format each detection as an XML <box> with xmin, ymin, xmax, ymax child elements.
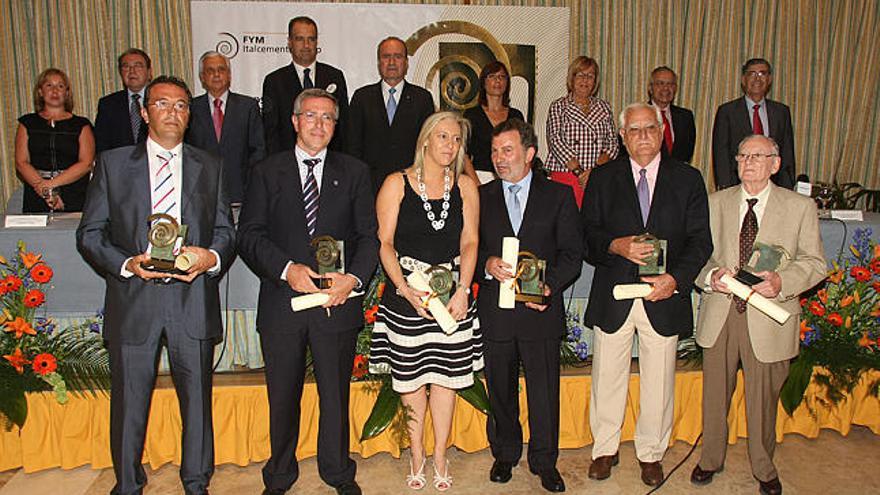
<box><xmin>417</xmin><ymin>166</ymin><xmax>451</xmax><ymax>231</ymax></box>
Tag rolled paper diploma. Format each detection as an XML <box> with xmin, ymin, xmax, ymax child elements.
<box><xmin>290</xmin><ymin>291</ymin><xmax>362</xmax><ymax>312</ymax></box>
<box><xmin>613</xmin><ymin>283</ymin><xmax>653</xmax><ymax>300</ymax></box>
<box><xmin>174</xmin><ymin>252</ymin><xmax>198</xmax><ymax>271</ymax></box>
<box><xmin>406</xmin><ymin>270</ymin><xmax>459</xmax><ymax>334</ymax></box>
<box><xmin>499</xmin><ymin>237</ymin><xmax>519</xmax><ymax>309</ymax></box>
<box><xmin>719</xmin><ymin>273</ymin><xmax>792</xmax><ymax>324</ymax></box>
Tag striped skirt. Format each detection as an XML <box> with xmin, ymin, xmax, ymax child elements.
<box><xmin>369</xmin><ymin>296</ymin><xmax>484</xmax><ymax>394</ymax></box>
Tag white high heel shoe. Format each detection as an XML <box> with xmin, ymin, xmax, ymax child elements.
<box><xmin>433</xmin><ymin>459</ymin><xmax>452</xmax><ymax>492</ymax></box>
<box><xmin>406</xmin><ymin>456</ymin><xmax>427</xmax><ymax>490</ymax></box>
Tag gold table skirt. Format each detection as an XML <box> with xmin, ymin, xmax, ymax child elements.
<box><xmin>2</xmin><ymin>369</ymin><xmax>878</xmax><ymax>473</ymax></box>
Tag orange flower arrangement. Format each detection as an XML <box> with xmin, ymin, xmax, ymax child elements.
<box><xmin>352</xmin><ymin>354</ymin><xmax>368</xmax><ymax>379</ymax></box>
<box><xmin>364</xmin><ymin>305</ymin><xmax>379</xmax><ymax>324</ymax></box>
<box><xmin>4</xmin><ymin>317</ymin><xmax>36</xmax><ymax>338</ymax></box>
<box><xmin>19</xmin><ymin>251</ymin><xmax>42</xmax><ymax>269</ymax></box>
<box><xmin>3</xmin><ymin>347</ymin><xmax>30</xmax><ymax>374</ymax></box>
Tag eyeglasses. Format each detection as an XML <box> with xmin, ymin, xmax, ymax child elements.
<box><xmin>121</xmin><ymin>62</ymin><xmax>147</xmax><ymax>72</ymax></box>
<box><xmin>298</xmin><ymin>111</ymin><xmax>336</xmax><ymax>124</ymax></box>
<box><xmin>149</xmin><ymin>99</ymin><xmax>190</xmax><ymax>113</ymax></box>
<box><xmin>735</xmin><ymin>153</ymin><xmax>778</xmax><ymax>162</ymax></box>
<box><xmin>744</xmin><ymin>70</ymin><xmax>770</xmax><ymax>79</ymax></box>
<box><xmin>624</xmin><ymin>124</ymin><xmax>661</xmax><ymax>136</ymax></box>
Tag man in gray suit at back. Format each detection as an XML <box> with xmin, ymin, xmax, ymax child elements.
<box><xmin>186</xmin><ymin>51</ymin><xmax>266</xmax><ymax>204</ymax></box>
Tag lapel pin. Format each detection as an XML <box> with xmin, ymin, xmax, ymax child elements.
<box><xmin>333</xmin><ymin>179</ymin><xmax>339</xmax><ymax>186</ymax></box>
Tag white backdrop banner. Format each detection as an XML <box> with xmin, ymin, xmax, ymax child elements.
<box><xmin>190</xmin><ymin>1</ymin><xmax>569</xmax><ymax>156</ymax></box>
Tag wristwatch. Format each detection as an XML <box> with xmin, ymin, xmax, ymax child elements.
<box><xmin>571</xmin><ymin>166</ymin><xmax>585</xmax><ymax>175</ymax></box>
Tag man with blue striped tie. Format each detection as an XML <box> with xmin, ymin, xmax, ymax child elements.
<box><xmin>77</xmin><ymin>75</ymin><xmax>235</xmax><ymax>495</ymax></box>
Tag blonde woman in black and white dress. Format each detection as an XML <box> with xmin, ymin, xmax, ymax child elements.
<box><xmin>370</xmin><ymin>111</ymin><xmax>483</xmax><ymax>492</ymax></box>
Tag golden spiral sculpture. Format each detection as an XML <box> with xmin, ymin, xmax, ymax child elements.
<box><xmin>147</xmin><ymin>213</ymin><xmax>179</xmax><ymax>248</ymax></box>
<box><xmin>311</xmin><ymin>235</ymin><xmax>340</xmax><ymax>266</ymax></box>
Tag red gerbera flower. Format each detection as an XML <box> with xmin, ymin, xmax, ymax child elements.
<box><xmin>471</xmin><ymin>282</ymin><xmax>480</xmax><ymax>300</ymax></box>
<box><xmin>352</xmin><ymin>354</ymin><xmax>368</xmax><ymax>379</ymax></box>
<box><xmin>826</xmin><ymin>312</ymin><xmax>843</xmax><ymax>327</ymax></box>
<box><xmin>851</xmin><ymin>266</ymin><xmax>872</xmax><ymax>283</ymax></box>
<box><xmin>808</xmin><ymin>301</ymin><xmax>826</xmax><ymax>317</ymax></box>
<box><xmin>24</xmin><ymin>289</ymin><xmax>45</xmax><ymax>308</ymax></box>
<box><xmin>30</xmin><ymin>263</ymin><xmax>53</xmax><ymax>284</ymax></box>
<box><xmin>31</xmin><ymin>353</ymin><xmax>57</xmax><ymax>375</ymax></box>
<box><xmin>1</xmin><ymin>275</ymin><xmax>23</xmax><ymax>293</ymax></box>
<box><xmin>871</xmin><ymin>259</ymin><xmax>880</xmax><ymax>275</ymax></box>
<box><xmin>364</xmin><ymin>305</ymin><xmax>379</xmax><ymax>324</ymax></box>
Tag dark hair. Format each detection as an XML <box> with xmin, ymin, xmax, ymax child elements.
<box><xmin>742</xmin><ymin>58</ymin><xmax>773</xmax><ymax>75</ymax></box>
<box><xmin>33</xmin><ymin>68</ymin><xmax>74</xmax><ymax>112</ymax></box>
<box><xmin>143</xmin><ymin>75</ymin><xmax>192</xmax><ymax>107</ymax></box>
<box><xmin>377</xmin><ymin>36</ymin><xmax>408</xmax><ymax>58</ymax></box>
<box><xmin>477</xmin><ymin>60</ymin><xmax>511</xmax><ymax>107</ymax></box>
<box><xmin>117</xmin><ymin>48</ymin><xmax>151</xmax><ymax>70</ymax></box>
<box><xmin>491</xmin><ymin>118</ymin><xmax>538</xmax><ymax>155</ymax></box>
<box><xmin>288</xmin><ymin>16</ymin><xmax>317</xmax><ymax>37</ymax></box>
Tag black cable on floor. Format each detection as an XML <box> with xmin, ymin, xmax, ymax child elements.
<box><xmin>645</xmin><ymin>432</ymin><xmax>702</xmax><ymax>494</ymax></box>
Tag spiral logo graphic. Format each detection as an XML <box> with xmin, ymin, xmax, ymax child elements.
<box><xmin>215</xmin><ymin>32</ymin><xmax>239</xmax><ymax>59</ymax></box>
<box><xmin>406</xmin><ymin>21</ymin><xmax>510</xmax><ymax>111</ymax></box>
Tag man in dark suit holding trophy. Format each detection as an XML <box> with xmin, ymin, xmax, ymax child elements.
<box><xmin>237</xmin><ymin>88</ymin><xmax>378</xmax><ymax>495</ymax></box>
<box><xmin>77</xmin><ymin>75</ymin><xmax>235</xmax><ymax>495</ymax></box>
<box><xmin>477</xmin><ymin>118</ymin><xmax>583</xmax><ymax>493</ymax></box>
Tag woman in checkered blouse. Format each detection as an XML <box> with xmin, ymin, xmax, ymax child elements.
<box><xmin>545</xmin><ymin>56</ymin><xmax>619</xmax><ymax>207</ymax></box>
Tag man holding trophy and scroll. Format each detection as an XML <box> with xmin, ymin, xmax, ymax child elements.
<box><xmin>690</xmin><ymin>135</ymin><xmax>825</xmax><ymax>495</ymax></box>
<box><xmin>77</xmin><ymin>76</ymin><xmax>235</xmax><ymax>495</ymax></box>
<box><xmin>237</xmin><ymin>88</ymin><xmax>377</xmax><ymax>495</ymax></box>
<box><xmin>478</xmin><ymin>118</ymin><xmax>582</xmax><ymax>492</ymax></box>
<box><xmin>581</xmin><ymin>103</ymin><xmax>712</xmax><ymax>487</ymax></box>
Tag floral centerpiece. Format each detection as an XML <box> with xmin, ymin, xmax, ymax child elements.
<box><xmin>780</xmin><ymin>228</ymin><xmax>880</xmax><ymax>414</ymax></box>
<box><xmin>0</xmin><ymin>241</ymin><xmax>109</xmax><ymax>430</ymax></box>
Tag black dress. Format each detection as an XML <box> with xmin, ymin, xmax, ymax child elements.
<box><xmin>369</xmin><ymin>172</ymin><xmax>483</xmax><ymax>393</ymax></box>
<box><xmin>18</xmin><ymin>113</ymin><xmax>92</xmax><ymax>212</ymax></box>
<box><xmin>464</xmin><ymin>105</ymin><xmax>525</xmax><ymax>172</ymax></box>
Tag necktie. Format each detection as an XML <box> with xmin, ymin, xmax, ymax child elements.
<box><xmin>303</xmin><ymin>158</ymin><xmax>320</xmax><ymax>236</ymax></box>
<box><xmin>386</xmin><ymin>87</ymin><xmax>398</xmax><ymax>124</ymax></box>
<box><xmin>637</xmin><ymin>168</ymin><xmax>650</xmax><ymax>226</ymax></box>
<box><xmin>152</xmin><ymin>150</ymin><xmax>178</xmax><ymax>219</ymax></box>
<box><xmin>508</xmin><ymin>184</ymin><xmax>522</xmax><ymax>234</ymax></box>
<box><xmin>661</xmin><ymin>110</ymin><xmax>674</xmax><ymax>153</ymax></box>
<box><xmin>303</xmin><ymin>68</ymin><xmax>314</xmax><ymax>89</ymax></box>
<box><xmin>213</xmin><ymin>98</ymin><xmax>224</xmax><ymax>141</ymax></box>
<box><xmin>752</xmin><ymin>103</ymin><xmax>764</xmax><ymax>135</ymax></box>
<box><xmin>130</xmin><ymin>94</ymin><xmax>142</xmax><ymax>141</ymax></box>
<box><xmin>736</xmin><ymin>198</ymin><xmax>759</xmax><ymax>312</ymax></box>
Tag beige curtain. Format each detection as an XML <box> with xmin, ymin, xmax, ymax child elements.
<box><xmin>2</xmin><ymin>0</ymin><xmax>879</xmax><ymax>209</ymax></box>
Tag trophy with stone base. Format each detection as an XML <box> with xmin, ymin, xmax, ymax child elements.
<box><xmin>515</xmin><ymin>251</ymin><xmax>548</xmax><ymax>305</ymax></box>
<box><xmin>735</xmin><ymin>242</ymin><xmax>790</xmax><ymax>286</ymax></box>
<box><xmin>636</xmin><ymin>233</ymin><xmax>667</xmax><ymax>276</ymax></box>
<box><xmin>141</xmin><ymin>213</ymin><xmax>191</xmax><ymax>273</ymax></box>
<box><xmin>311</xmin><ymin>235</ymin><xmax>345</xmax><ymax>289</ymax></box>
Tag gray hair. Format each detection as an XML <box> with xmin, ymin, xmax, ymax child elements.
<box><xmin>737</xmin><ymin>134</ymin><xmax>780</xmax><ymax>155</ymax></box>
<box><xmin>198</xmin><ymin>51</ymin><xmax>230</xmax><ymax>73</ymax></box>
<box><xmin>293</xmin><ymin>88</ymin><xmax>339</xmax><ymax>120</ymax></box>
<box><xmin>618</xmin><ymin>102</ymin><xmax>663</xmax><ymax>129</ymax></box>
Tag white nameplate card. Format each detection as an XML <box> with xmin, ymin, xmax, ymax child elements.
<box><xmin>795</xmin><ymin>181</ymin><xmax>812</xmax><ymax>197</ymax></box>
<box><xmin>290</xmin><ymin>290</ymin><xmax>363</xmax><ymax>312</ymax></box>
<box><xmin>4</xmin><ymin>215</ymin><xmax>48</xmax><ymax>228</ymax></box>
<box><xmin>499</xmin><ymin>237</ymin><xmax>519</xmax><ymax>309</ymax></box>
<box><xmin>406</xmin><ymin>270</ymin><xmax>458</xmax><ymax>334</ymax></box>
<box><xmin>830</xmin><ymin>210</ymin><xmax>864</xmax><ymax>221</ymax></box>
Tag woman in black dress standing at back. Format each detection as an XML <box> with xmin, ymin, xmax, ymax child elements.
<box><xmin>463</xmin><ymin>61</ymin><xmax>524</xmax><ymax>182</ymax></box>
<box><xmin>15</xmin><ymin>68</ymin><xmax>94</xmax><ymax>213</ymax></box>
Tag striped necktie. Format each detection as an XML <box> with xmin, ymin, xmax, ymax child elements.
<box><xmin>303</xmin><ymin>158</ymin><xmax>320</xmax><ymax>236</ymax></box>
<box><xmin>130</xmin><ymin>93</ymin><xmax>142</xmax><ymax>141</ymax></box>
<box><xmin>153</xmin><ymin>150</ymin><xmax>178</xmax><ymax>219</ymax></box>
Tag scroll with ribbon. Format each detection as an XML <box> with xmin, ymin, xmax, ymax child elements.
<box><xmin>720</xmin><ymin>273</ymin><xmax>791</xmax><ymax>324</ymax></box>
<box><xmin>406</xmin><ymin>270</ymin><xmax>459</xmax><ymax>334</ymax></box>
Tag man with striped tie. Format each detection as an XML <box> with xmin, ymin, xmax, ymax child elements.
<box><xmin>238</xmin><ymin>88</ymin><xmax>378</xmax><ymax>495</ymax></box>
<box><xmin>77</xmin><ymin>75</ymin><xmax>235</xmax><ymax>495</ymax></box>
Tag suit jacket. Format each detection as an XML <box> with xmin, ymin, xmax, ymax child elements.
<box><xmin>186</xmin><ymin>92</ymin><xmax>266</xmax><ymax>203</ymax></box>
<box><xmin>237</xmin><ymin>150</ymin><xmax>378</xmax><ymax>334</ymax></box>
<box><xmin>261</xmin><ymin>62</ymin><xmax>348</xmax><ymax>154</ymax></box>
<box><xmin>695</xmin><ymin>184</ymin><xmax>825</xmax><ymax>362</ymax></box>
<box><xmin>581</xmin><ymin>156</ymin><xmax>713</xmax><ymax>337</ymax></box>
<box><xmin>477</xmin><ymin>172</ymin><xmax>583</xmax><ymax>341</ymax></box>
<box><xmin>346</xmin><ymin>81</ymin><xmax>435</xmax><ymax>188</ymax></box>
<box><xmin>76</xmin><ymin>143</ymin><xmax>236</xmax><ymax>345</ymax></box>
<box><xmin>94</xmin><ymin>90</ymin><xmax>148</xmax><ymax>153</ymax></box>
<box><xmin>662</xmin><ymin>104</ymin><xmax>696</xmax><ymax>164</ymax></box>
<box><xmin>712</xmin><ymin>97</ymin><xmax>796</xmax><ymax>190</ymax></box>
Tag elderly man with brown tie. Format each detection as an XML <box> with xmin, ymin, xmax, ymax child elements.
<box><xmin>691</xmin><ymin>134</ymin><xmax>825</xmax><ymax>495</ymax></box>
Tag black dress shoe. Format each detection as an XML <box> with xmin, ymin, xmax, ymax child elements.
<box><xmin>335</xmin><ymin>481</ymin><xmax>362</xmax><ymax>495</ymax></box>
<box><xmin>691</xmin><ymin>464</ymin><xmax>723</xmax><ymax>485</ymax></box>
<box><xmin>490</xmin><ymin>460</ymin><xmax>514</xmax><ymax>483</ymax></box>
<box><xmin>529</xmin><ymin>467</ymin><xmax>566</xmax><ymax>493</ymax></box>
<box><xmin>758</xmin><ymin>477</ymin><xmax>782</xmax><ymax>495</ymax></box>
